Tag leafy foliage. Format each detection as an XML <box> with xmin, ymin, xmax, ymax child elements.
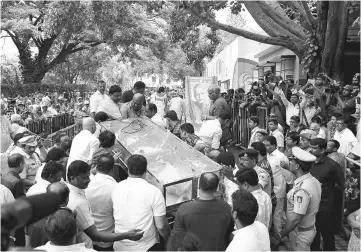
<box><xmin>1</xmin><ymin>1</ymin><xmax>160</xmax><ymax>83</ymax></box>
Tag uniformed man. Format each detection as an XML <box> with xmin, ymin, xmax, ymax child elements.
<box><xmin>271</xmin><ymin>147</ymin><xmax>321</xmax><ymax>251</ymax></box>
<box><xmin>9</xmin><ymin>135</ymin><xmax>42</xmax><ymax>190</ymax></box>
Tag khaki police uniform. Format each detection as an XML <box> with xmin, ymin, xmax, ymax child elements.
<box><xmin>286</xmin><ymin>148</ymin><xmax>321</xmax><ymax>251</ymax></box>
<box><xmin>10</xmin><ymin>136</ymin><xmax>42</xmax><ymax>189</ymax></box>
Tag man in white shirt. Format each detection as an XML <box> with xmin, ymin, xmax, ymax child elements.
<box><xmin>248</xmin><ymin>116</ymin><xmax>260</xmax><ymax>148</ymax></box>
<box><xmin>198</xmin><ymin>110</ymin><xmax>231</xmax><ymax>160</ymax></box>
<box><xmin>268</xmin><ymin>118</ymin><xmax>284</xmax><ymax>152</ymax></box>
<box><xmin>169</xmin><ymin>95</ymin><xmax>186</xmax><ymax>121</ymax></box>
<box><xmin>112</xmin><ymin>154</ymin><xmax>171</xmax><ymax>251</ymax></box>
<box><xmin>67</xmin><ymin>117</ymin><xmax>99</xmax><ymax>174</ymax></box>
<box><xmin>90</xmin><ymin>81</ymin><xmax>108</xmax><ymax>118</ymax></box>
<box><xmin>0</xmin><ymin>184</ymin><xmax>14</xmax><ymax>205</ymax></box>
<box><xmin>145</xmin><ymin>103</ymin><xmax>166</xmax><ymax>128</ymax></box>
<box><xmin>226</xmin><ymin>190</ymin><xmax>270</xmax><ymax>252</ymax></box>
<box><xmin>27</xmin><ymin>161</ymin><xmax>63</xmax><ymax>196</ymax></box>
<box><xmin>85</xmin><ymin>154</ymin><xmax>118</xmax><ymax>251</ymax></box>
<box><xmin>278</xmin><ymin>91</ymin><xmax>302</xmax><ymax>127</ymax></box>
<box><xmin>97</xmin><ymin>85</ymin><xmax>123</xmax><ymax>120</ymax></box>
<box><xmin>333</xmin><ymin>117</ymin><xmax>358</xmax><ymax>155</ymax></box>
<box><xmin>67</xmin><ymin>160</ymin><xmax>144</xmax><ymax>249</ymax></box>
<box><xmin>35</xmin><ymin>148</ymin><xmax>67</xmax><ymax>183</ymax></box>
<box><xmin>310</xmin><ymin>122</ymin><xmax>326</xmax><ymax>139</ymax></box>
<box><xmin>263</xmin><ymin>135</ymin><xmax>289</xmax><ymax>236</ymax></box>
<box><xmin>26</xmin><ymin>161</ymin><xmax>64</xmax><ymax>248</ymax></box>
<box><xmin>236</xmin><ymin>168</ymin><xmax>272</xmax><ymax>229</ymax></box>
<box><xmin>35</xmin><ymin>208</ymin><xmax>97</xmax><ymax>252</ymax></box>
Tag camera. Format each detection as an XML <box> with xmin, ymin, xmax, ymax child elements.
<box><xmin>325</xmin><ymin>84</ymin><xmax>341</xmax><ymax>93</ymax></box>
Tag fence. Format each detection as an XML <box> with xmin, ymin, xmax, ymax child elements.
<box><xmin>232</xmin><ymin>105</ymin><xmax>268</xmax><ymax>147</ymax></box>
<box><xmin>26</xmin><ymin>113</ymin><xmax>75</xmax><ymax>135</ymax></box>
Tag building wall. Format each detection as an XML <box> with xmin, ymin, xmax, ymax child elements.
<box><xmin>204</xmin><ymin>37</ymin><xmax>266</xmax><ymax>90</ymax></box>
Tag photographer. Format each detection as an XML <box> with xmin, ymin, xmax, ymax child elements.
<box><xmin>333</xmin><ymin>85</ymin><xmax>357</xmax><ymax>131</ymax></box>
<box><xmin>240</xmin><ymin>82</ymin><xmax>265</xmax><ymax>116</ymax></box>
<box><xmin>263</xmin><ymin>83</ymin><xmax>287</xmax><ymax>129</ymax></box>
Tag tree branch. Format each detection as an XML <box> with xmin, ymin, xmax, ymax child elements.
<box><xmin>243</xmin><ymin>2</ymin><xmax>305</xmax><ymax>48</ymax></box>
<box><xmin>300</xmin><ymin>1</ymin><xmax>318</xmax><ymax>26</ymax></box>
<box><xmin>321</xmin><ymin>2</ymin><xmax>340</xmax><ymax>74</ymax></box>
<box><xmin>181</xmin><ymin>4</ymin><xmax>289</xmax><ymax>47</ymax></box>
<box><xmin>283</xmin><ymin>1</ymin><xmax>314</xmax><ymax>32</ymax></box>
<box><xmin>256</xmin><ymin>1</ymin><xmax>307</xmax><ymax>40</ymax></box>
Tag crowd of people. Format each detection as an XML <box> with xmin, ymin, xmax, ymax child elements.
<box><xmin>0</xmin><ymin>73</ymin><xmax>360</xmax><ymax>251</ymax></box>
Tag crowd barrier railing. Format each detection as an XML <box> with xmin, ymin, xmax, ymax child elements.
<box><xmin>26</xmin><ymin>113</ymin><xmax>75</xmax><ymax>135</ymax></box>
<box><xmin>232</xmin><ymin>105</ymin><xmax>268</xmax><ymax>147</ymax></box>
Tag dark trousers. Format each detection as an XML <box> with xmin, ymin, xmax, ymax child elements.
<box><xmin>311</xmin><ymin>210</ymin><xmax>335</xmax><ymax>251</ymax></box>
<box><xmin>148</xmin><ymin>242</ymin><xmax>164</xmax><ymax>251</ymax></box>
<box><xmin>93</xmin><ymin>244</ymin><xmax>114</xmax><ymax>251</ymax></box>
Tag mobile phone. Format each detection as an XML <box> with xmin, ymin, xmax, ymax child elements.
<box><xmin>308</xmin><ymin>79</ymin><xmax>315</xmax><ymax>85</ymax></box>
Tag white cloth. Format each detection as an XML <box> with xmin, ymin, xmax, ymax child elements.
<box><xmin>90</xmin><ymin>91</ymin><xmax>109</xmax><ymax>113</ymax></box>
<box><xmin>270</xmin><ymin>129</ymin><xmax>284</xmax><ymax>148</ymax></box>
<box><xmin>85</xmin><ymin>173</ymin><xmax>117</xmax><ymax>248</ymax></box>
<box><xmin>316</xmin><ymin>128</ymin><xmax>326</xmax><ymax>139</ymax></box>
<box><xmin>279</xmin><ymin>92</ymin><xmax>301</xmax><ymax>126</ymax></box>
<box><xmin>11</xmin><ymin>123</ymin><xmax>28</xmax><ymax>135</ymax></box>
<box><xmin>35</xmin><ymin>242</ymin><xmax>97</xmax><ymax>252</ymax></box>
<box><xmin>151</xmin><ymin>93</ymin><xmax>167</xmax><ymax>117</ymax></box>
<box><xmin>267</xmin><ymin>149</ymin><xmax>288</xmax><ymax>198</ymax></box>
<box><xmin>67</xmin><ymin>130</ymin><xmax>99</xmax><ymax>171</ymax></box>
<box><xmin>67</xmin><ymin>183</ymin><xmax>94</xmax><ymax>249</ymax></box>
<box><xmin>97</xmin><ymin>96</ymin><xmax>122</xmax><ymax>119</ymax></box>
<box><xmin>198</xmin><ymin>119</ymin><xmax>222</xmax><ymax>150</ymax></box>
<box><xmin>248</xmin><ymin>126</ymin><xmax>260</xmax><ymax>148</ymax></box>
<box><xmin>333</xmin><ymin>128</ymin><xmax>358</xmax><ymax>156</ymax></box>
<box><xmin>225</xmin><ymin>221</ymin><xmax>270</xmax><ymax>252</ymax></box>
<box><xmin>26</xmin><ymin>179</ymin><xmax>50</xmax><ymax>196</ymax></box>
<box><xmin>169</xmin><ymin>97</ymin><xmax>186</xmax><ymax>120</ymax></box>
<box><xmin>251</xmin><ymin>189</ymin><xmax>272</xmax><ymax>229</ymax></box>
<box><xmin>0</xmin><ymin>184</ymin><xmax>15</xmax><ymax>205</ymax></box>
<box><xmin>35</xmin><ymin>163</ymin><xmax>45</xmax><ymax>183</ymax></box>
<box><xmin>112</xmin><ymin>177</ymin><xmax>166</xmax><ymax>251</ymax></box>
<box><xmin>1</xmin><ymin>115</ymin><xmax>13</xmax><ymax>153</ymax></box>
<box><xmin>151</xmin><ymin>113</ymin><xmax>166</xmax><ymax>128</ymax></box>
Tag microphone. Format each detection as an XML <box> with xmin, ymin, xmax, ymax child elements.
<box><xmin>1</xmin><ymin>192</ymin><xmax>62</xmax><ymax>232</ymax></box>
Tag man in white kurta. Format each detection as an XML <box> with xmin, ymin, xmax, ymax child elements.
<box><xmin>333</xmin><ymin>118</ymin><xmax>358</xmax><ymax>156</ymax></box>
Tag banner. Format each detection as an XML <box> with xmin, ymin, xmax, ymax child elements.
<box><xmin>185</xmin><ymin>76</ymin><xmax>217</xmax><ymax>125</ymax></box>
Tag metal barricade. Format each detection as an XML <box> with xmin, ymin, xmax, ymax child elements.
<box><xmin>235</xmin><ymin>106</ymin><xmax>268</xmax><ymax>148</ymax></box>
<box><xmin>257</xmin><ymin>107</ymin><xmax>268</xmax><ymax>129</ymax></box>
<box><xmin>26</xmin><ymin>113</ymin><xmax>74</xmax><ymax>135</ymax></box>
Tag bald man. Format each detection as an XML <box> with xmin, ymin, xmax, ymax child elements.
<box><xmin>203</xmin><ymin>85</ymin><xmax>231</xmax><ymax>121</ymax></box>
<box><xmin>172</xmin><ymin>172</ymin><xmax>232</xmax><ymax>250</ymax></box>
<box><xmin>66</xmin><ymin>117</ymin><xmax>99</xmax><ymax>175</ymax></box>
<box><xmin>47</xmin><ymin>182</ymin><xmax>70</xmax><ymax>207</ymax></box>
<box><xmin>121</xmin><ymin>93</ymin><xmax>146</xmax><ymax>119</ymax></box>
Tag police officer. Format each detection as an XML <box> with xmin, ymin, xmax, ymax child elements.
<box><xmin>9</xmin><ymin>135</ymin><xmax>42</xmax><ymax>190</ymax></box>
<box><xmin>271</xmin><ymin>147</ymin><xmax>321</xmax><ymax>251</ymax></box>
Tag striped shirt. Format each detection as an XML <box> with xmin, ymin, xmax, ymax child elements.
<box><xmin>251</xmin><ymin>188</ymin><xmax>272</xmax><ymax>229</ymax></box>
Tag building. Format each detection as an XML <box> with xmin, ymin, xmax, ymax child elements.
<box><xmin>203</xmin><ymin>37</ymin><xmax>268</xmax><ymax>92</ymax></box>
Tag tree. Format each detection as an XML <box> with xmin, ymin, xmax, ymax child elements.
<box><xmin>1</xmin><ymin>1</ymin><xmax>160</xmax><ymax>84</ymax></box>
<box><xmin>167</xmin><ymin>1</ymin><xmax>360</xmax><ymax>79</ymax></box>
<box><xmin>216</xmin><ymin>10</ymin><xmax>246</xmax><ymax>54</ymax></box>
<box><xmin>46</xmin><ymin>45</ymin><xmax>112</xmax><ymax>86</ymax></box>
<box><xmin>97</xmin><ymin>55</ymin><xmax>133</xmax><ymax>90</ymax></box>
<box><xmin>131</xmin><ymin>41</ymin><xmax>200</xmax><ymax>85</ymax></box>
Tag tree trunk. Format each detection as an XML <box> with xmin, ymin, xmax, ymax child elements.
<box><xmin>21</xmin><ymin>62</ymin><xmax>47</xmax><ymax>85</ymax></box>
